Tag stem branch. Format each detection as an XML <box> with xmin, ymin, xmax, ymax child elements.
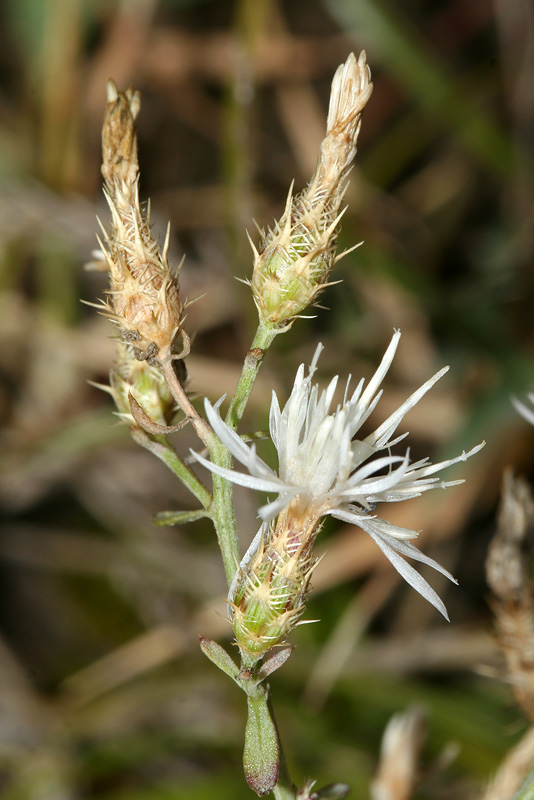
<box><xmin>130</xmin><ymin>428</ymin><xmax>212</xmax><ymax>508</ymax></box>
<box><xmin>210</xmin><ymin>466</ymin><xmax>241</xmax><ymax>587</ymax></box>
<box><xmin>159</xmin><ymin>358</ymin><xmax>242</xmax><ymax>583</ymax></box>
<box><xmin>226</xmin><ymin>322</ymin><xmax>277</xmax><ymax>430</ymax></box>
<box><xmin>160</xmin><ymin>359</ymin><xmax>215</xmax><ymax>450</ymax></box>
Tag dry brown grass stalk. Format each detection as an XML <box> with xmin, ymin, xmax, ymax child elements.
<box><xmin>486</xmin><ymin>469</ymin><xmax>534</xmax><ymax>722</ymax></box>
<box><xmin>480</xmin><ymin>726</ymin><xmax>534</xmax><ymax>800</ymax></box>
<box><xmin>371</xmin><ymin>707</ymin><xmax>427</xmax><ymax>800</ymax></box>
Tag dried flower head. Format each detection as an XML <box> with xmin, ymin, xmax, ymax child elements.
<box><xmin>95</xmin><ymin>80</ymin><xmax>188</xmax><ymax>366</ymax></box>
<box><xmin>250</xmin><ymin>52</ymin><xmax>373</xmax><ymax>329</ymax></box>
<box><xmin>194</xmin><ymin>331</ymin><xmax>484</xmax><ymax>622</ymax></box>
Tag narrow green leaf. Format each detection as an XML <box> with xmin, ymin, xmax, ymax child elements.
<box><xmin>198</xmin><ymin>638</ymin><xmax>243</xmax><ymax>687</ymax></box>
<box><xmin>153</xmin><ymin>509</ymin><xmax>211</xmax><ymax>526</ymax></box>
<box><xmin>257</xmin><ymin>647</ymin><xmax>294</xmax><ymax>681</ymax></box>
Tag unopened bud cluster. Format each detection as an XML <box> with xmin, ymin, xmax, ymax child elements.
<box><xmin>97</xmin><ymin>81</ymin><xmax>188</xmax><ymax>368</ymax></box>
<box><xmin>229</xmin><ymin>504</ymin><xmax>321</xmax><ymax>666</ymax></box>
<box><xmin>251</xmin><ymin>52</ymin><xmax>373</xmax><ymax>328</ymax></box>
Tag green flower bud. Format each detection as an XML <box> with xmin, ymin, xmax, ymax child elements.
<box><xmin>230</xmin><ymin>506</ymin><xmax>321</xmax><ymax>667</ymax></box>
<box><xmin>250</xmin><ymin>52</ymin><xmax>373</xmax><ymax>328</ymax></box>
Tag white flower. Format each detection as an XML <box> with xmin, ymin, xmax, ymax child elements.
<box><xmin>513</xmin><ymin>393</ymin><xmax>534</xmax><ymax>426</ymax></box>
<box><xmin>194</xmin><ymin>331</ymin><xmax>484</xmax><ymax>618</ymax></box>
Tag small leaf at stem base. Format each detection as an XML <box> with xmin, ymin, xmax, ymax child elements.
<box><xmin>198</xmin><ymin>638</ymin><xmax>243</xmax><ymax>687</ymax></box>
<box><xmin>257</xmin><ymin>647</ymin><xmax>294</xmax><ymax>681</ymax></box>
<box><xmin>154</xmin><ymin>509</ymin><xmax>210</xmax><ymax>526</ymax></box>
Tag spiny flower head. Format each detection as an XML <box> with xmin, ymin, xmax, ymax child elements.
<box><xmin>250</xmin><ymin>52</ymin><xmax>373</xmax><ymax>328</ymax></box>
<box><xmin>95</xmin><ymin>80</ymin><xmax>188</xmax><ymax>366</ymax></box>
<box><xmin>194</xmin><ymin>331</ymin><xmax>484</xmax><ymax>620</ymax></box>
<box><xmin>229</xmin><ymin>510</ymin><xmax>318</xmax><ymax>665</ymax></box>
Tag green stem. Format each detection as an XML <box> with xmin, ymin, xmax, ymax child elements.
<box><xmin>210</xmin><ymin>467</ymin><xmax>241</xmax><ymax>586</ymax></box>
<box><xmin>206</xmin><ymin>321</ymin><xmax>278</xmax><ymax>587</ymax></box>
<box><xmin>161</xmin><ymin>359</ymin><xmax>214</xmax><ymax>450</ymax></box>
<box><xmin>135</xmin><ymin>425</ymin><xmax>240</xmax><ymax>587</ymax></box>
<box><xmin>272</xmin><ymin>748</ymin><xmax>296</xmax><ymax>799</ymax></box>
<box><xmin>158</xmin><ymin>323</ymin><xmax>277</xmax><ymax>588</ymax></box>
<box><xmin>130</xmin><ymin>429</ymin><xmax>212</xmax><ymax>508</ymax></box>
<box><xmin>225</xmin><ymin>322</ymin><xmax>277</xmax><ymax>430</ymax></box>
<box><xmin>138</xmin><ymin>428</ymin><xmax>240</xmax><ymax>587</ymax></box>
<box><xmin>273</xmin><ymin>781</ymin><xmax>296</xmax><ymax>800</ymax></box>
<box><xmin>269</xmin><ymin>694</ymin><xmax>295</xmax><ymax>800</ymax></box>
<box><xmin>159</xmin><ymin>359</ymin><xmax>241</xmax><ymax>584</ymax></box>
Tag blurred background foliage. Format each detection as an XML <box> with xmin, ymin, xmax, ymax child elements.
<box><xmin>0</xmin><ymin>0</ymin><xmax>533</xmax><ymax>797</ymax></box>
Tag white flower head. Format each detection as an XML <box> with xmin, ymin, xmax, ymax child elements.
<box><xmin>513</xmin><ymin>393</ymin><xmax>534</xmax><ymax>426</ymax></box>
<box><xmin>194</xmin><ymin>331</ymin><xmax>484</xmax><ymax>619</ymax></box>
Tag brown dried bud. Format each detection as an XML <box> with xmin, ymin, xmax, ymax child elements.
<box><xmin>95</xmin><ymin>80</ymin><xmax>189</xmax><ymax>365</ymax></box>
<box><xmin>101</xmin><ymin>82</ymin><xmax>140</xmax><ymax>193</ymax></box>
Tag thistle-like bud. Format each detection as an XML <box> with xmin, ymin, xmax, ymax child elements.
<box><xmin>96</xmin><ymin>80</ymin><xmax>188</xmax><ymax>365</ymax></box>
<box><xmin>250</xmin><ymin>52</ymin><xmax>373</xmax><ymax>328</ymax></box>
<box><xmin>229</xmin><ymin>505</ymin><xmax>321</xmax><ymax>667</ymax></box>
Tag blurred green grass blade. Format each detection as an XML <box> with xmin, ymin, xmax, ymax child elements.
<box><xmin>342</xmin><ymin>672</ymin><xmax>521</xmax><ymax>776</ymax></box>
<box><xmin>36</xmin><ymin>237</ymin><xmax>79</xmax><ymax>326</ymax></box>
<box><xmin>6</xmin><ymin>0</ymin><xmax>46</xmax><ymax>64</ymax></box>
<box><xmin>153</xmin><ymin>509</ymin><xmax>211</xmax><ymax>526</ymax></box>
<box><xmin>327</xmin><ymin>0</ymin><xmax>518</xmax><ymax>180</ymax></box>
<box><xmin>100</xmin><ymin>778</ymin><xmax>242</xmax><ymax>800</ymax></box>
<box><xmin>1</xmin><ymin>410</ymin><xmax>129</xmax><ymax>484</ymax></box>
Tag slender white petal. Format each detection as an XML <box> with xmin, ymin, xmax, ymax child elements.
<box><xmin>513</xmin><ymin>395</ymin><xmax>534</xmax><ymax>426</ymax></box>
<box><xmin>269</xmin><ymin>392</ymin><xmax>283</xmax><ymax>449</ymax></box>
<box><xmin>204</xmin><ymin>397</ymin><xmax>254</xmax><ymax>464</ymax></box>
<box><xmin>368</xmin><ymin>366</ymin><xmax>449</xmax><ymax>448</ymax></box>
<box><xmin>258</xmin><ymin>494</ymin><xmax>297</xmax><ymax>521</ymax></box>
<box><xmin>359</xmin><ymin>329</ymin><xmax>400</xmax><ymax>408</ymax></box>
<box><xmin>328</xmin><ymin>509</ymin><xmax>458</xmax><ymax>619</ymax></box>
<box><xmin>192</xmin><ymin>449</ymin><xmax>284</xmax><ymax>493</ymax></box>
<box><xmin>404</xmin><ymin>442</ymin><xmax>485</xmax><ymax>480</ymax></box>
<box><xmin>363</xmin><ymin>527</ymin><xmax>450</xmax><ymax>620</ymax></box>
<box><xmin>334</xmin><ymin>511</ymin><xmax>457</xmax><ymax>583</ymax></box>
<box><xmin>328</xmin><ymin>508</ymin><xmax>418</xmax><ymax>540</ymax></box>
<box><xmin>378</xmin><ymin>532</ymin><xmax>457</xmax><ymax>584</ymax></box>
<box><xmin>339</xmin><ymin>455</ymin><xmax>409</xmax><ymax>495</ymax></box>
